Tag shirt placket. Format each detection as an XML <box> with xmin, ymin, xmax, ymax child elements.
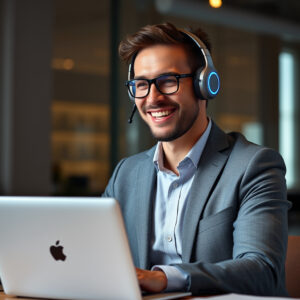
<box><xmin>164</xmin><ymin>178</ymin><xmax>182</xmax><ymax>259</ymax></box>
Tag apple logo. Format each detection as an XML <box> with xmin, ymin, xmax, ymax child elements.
<box><xmin>50</xmin><ymin>240</ymin><xmax>67</xmax><ymax>261</ymax></box>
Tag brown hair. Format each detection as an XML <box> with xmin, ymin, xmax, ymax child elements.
<box><xmin>118</xmin><ymin>22</ymin><xmax>211</xmax><ymax>75</ymax></box>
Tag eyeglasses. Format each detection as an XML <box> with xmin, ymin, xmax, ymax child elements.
<box><xmin>125</xmin><ymin>73</ymin><xmax>194</xmax><ymax>99</ymax></box>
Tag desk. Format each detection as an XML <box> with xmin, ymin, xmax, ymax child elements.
<box><xmin>1</xmin><ymin>291</ymin><xmax>297</xmax><ymax>300</ymax></box>
<box><xmin>0</xmin><ymin>293</ymin><xmax>37</xmax><ymax>300</ymax></box>
<box><xmin>0</xmin><ymin>291</ymin><xmax>195</xmax><ymax>300</ymax></box>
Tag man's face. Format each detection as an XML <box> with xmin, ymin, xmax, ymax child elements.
<box><xmin>133</xmin><ymin>44</ymin><xmax>203</xmax><ymax>142</ymax></box>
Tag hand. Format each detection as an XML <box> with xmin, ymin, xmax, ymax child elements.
<box><xmin>136</xmin><ymin>267</ymin><xmax>168</xmax><ymax>293</ymax></box>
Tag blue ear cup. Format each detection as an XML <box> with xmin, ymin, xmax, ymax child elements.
<box><xmin>193</xmin><ymin>66</ymin><xmax>220</xmax><ymax>99</ymax></box>
<box><xmin>207</xmin><ymin>70</ymin><xmax>220</xmax><ymax>96</ymax></box>
<box><xmin>179</xmin><ymin>29</ymin><xmax>220</xmax><ymax>100</ymax></box>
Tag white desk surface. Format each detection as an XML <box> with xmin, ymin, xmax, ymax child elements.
<box><xmin>0</xmin><ymin>291</ymin><xmax>298</xmax><ymax>300</ymax></box>
<box><xmin>0</xmin><ymin>291</ymin><xmax>193</xmax><ymax>300</ymax></box>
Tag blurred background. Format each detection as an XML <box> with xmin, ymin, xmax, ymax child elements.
<box><xmin>0</xmin><ymin>0</ymin><xmax>299</xmax><ymax>228</ymax></box>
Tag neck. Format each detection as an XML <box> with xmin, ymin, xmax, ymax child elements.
<box><xmin>162</xmin><ymin>114</ymin><xmax>208</xmax><ymax>176</ymax></box>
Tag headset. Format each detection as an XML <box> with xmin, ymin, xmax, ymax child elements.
<box><xmin>127</xmin><ymin>28</ymin><xmax>220</xmax><ymax>123</ymax></box>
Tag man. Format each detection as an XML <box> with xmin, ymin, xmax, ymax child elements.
<box><xmin>103</xmin><ymin>23</ymin><xmax>290</xmax><ymax>296</ymax></box>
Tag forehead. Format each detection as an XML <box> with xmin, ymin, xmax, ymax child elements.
<box><xmin>133</xmin><ymin>44</ymin><xmax>190</xmax><ymax>77</ymax></box>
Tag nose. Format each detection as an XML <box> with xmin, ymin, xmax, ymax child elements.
<box><xmin>146</xmin><ymin>82</ymin><xmax>163</xmax><ymax>104</ymax></box>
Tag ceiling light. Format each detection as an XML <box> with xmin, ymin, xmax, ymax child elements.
<box><xmin>209</xmin><ymin>0</ymin><xmax>222</xmax><ymax>8</ymax></box>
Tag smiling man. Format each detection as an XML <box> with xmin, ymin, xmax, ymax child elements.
<box><xmin>133</xmin><ymin>44</ymin><xmax>208</xmax><ymax>175</ymax></box>
<box><xmin>103</xmin><ymin>23</ymin><xmax>290</xmax><ymax>296</ymax></box>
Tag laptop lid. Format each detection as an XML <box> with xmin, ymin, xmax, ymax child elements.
<box><xmin>0</xmin><ymin>196</ymin><xmax>142</xmax><ymax>300</ymax></box>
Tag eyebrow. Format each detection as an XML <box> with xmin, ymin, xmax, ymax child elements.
<box><xmin>133</xmin><ymin>72</ymin><xmax>180</xmax><ymax>80</ymax></box>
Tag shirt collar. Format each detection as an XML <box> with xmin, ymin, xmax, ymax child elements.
<box><xmin>153</xmin><ymin>118</ymin><xmax>212</xmax><ymax>171</ymax></box>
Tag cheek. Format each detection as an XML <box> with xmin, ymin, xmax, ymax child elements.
<box><xmin>135</xmin><ymin>99</ymin><xmax>142</xmax><ymax>109</ymax></box>
<box><xmin>135</xmin><ymin>101</ymin><xmax>146</xmax><ymax>116</ymax></box>
<box><xmin>178</xmin><ymin>84</ymin><xmax>197</xmax><ymax>101</ymax></box>
<box><xmin>177</xmin><ymin>92</ymin><xmax>198</xmax><ymax>108</ymax></box>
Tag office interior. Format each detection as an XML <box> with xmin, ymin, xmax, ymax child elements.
<box><xmin>0</xmin><ymin>0</ymin><xmax>299</xmax><ymax>232</ymax></box>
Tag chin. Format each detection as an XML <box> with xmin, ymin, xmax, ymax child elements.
<box><xmin>151</xmin><ymin>130</ymin><xmax>183</xmax><ymax>142</ymax></box>
<box><xmin>151</xmin><ymin>122</ymin><xmax>195</xmax><ymax>142</ymax></box>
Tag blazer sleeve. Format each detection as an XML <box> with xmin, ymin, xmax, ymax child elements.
<box><xmin>102</xmin><ymin>158</ymin><xmax>126</xmax><ymax>198</ymax></box>
<box><xmin>173</xmin><ymin>148</ymin><xmax>291</xmax><ymax>296</ymax></box>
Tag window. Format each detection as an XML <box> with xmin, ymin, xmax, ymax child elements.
<box><xmin>279</xmin><ymin>51</ymin><xmax>296</xmax><ymax>188</ymax></box>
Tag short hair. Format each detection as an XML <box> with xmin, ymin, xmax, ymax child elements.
<box><xmin>118</xmin><ymin>22</ymin><xmax>212</xmax><ymax>76</ymax></box>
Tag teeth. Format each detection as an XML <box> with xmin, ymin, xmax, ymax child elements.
<box><xmin>151</xmin><ymin>110</ymin><xmax>170</xmax><ymax>118</ymax></box>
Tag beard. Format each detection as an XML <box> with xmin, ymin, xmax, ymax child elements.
<box><xmin>145</xmin><ymin>101</ymin><xmax>200</xmax><ymax>142</ymax></box>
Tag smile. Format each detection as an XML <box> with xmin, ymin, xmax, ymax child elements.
<box><xmin>150</xmin><ymin>110</ymin><xmax>172</xmax><ymax>118</ymax></box>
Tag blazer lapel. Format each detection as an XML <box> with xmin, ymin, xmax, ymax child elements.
<box><xmin>135</xmin><ymin>148</ymin><xmax>157</xmax><ymax>269</ymax></box>
<box><xmin>181</xmin><ymin>122</ymin><xmax>232</xmax><ymax>262</ymax></box>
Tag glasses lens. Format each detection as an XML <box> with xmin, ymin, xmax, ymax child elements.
<box><xmin>156</xmin><ymin>75</ymin><xmax>178</xmax><ymax>95</ymax></box>
<box><xmin>128</xmin><ymin>75</ymin><xmax>181</xmax><ymax>98</ymax></box>
<box><xmin>132</xmin><ymin>79</ymin><xmax>149</xmax><ymax>98</ymax></box>
<box><xmin>128</xmin><ymin>81</ymin><xmax>136</xmax><ymax>97</ymax></box>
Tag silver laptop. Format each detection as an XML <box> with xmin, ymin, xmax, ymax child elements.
<box><xmin>0</xmin><ymin>197</ymin><xmax>191</xmax><ymax>300</ymax></box>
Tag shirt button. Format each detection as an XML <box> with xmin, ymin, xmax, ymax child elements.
<box><xmin>173</xmin><ymin>182</ymin><xmax>178</xmax><ymax>188</ymax></box>
<box><xmin>167</xmin><ymin>236</ymin><xmax>172</xmax><ymax>242</ymax></box>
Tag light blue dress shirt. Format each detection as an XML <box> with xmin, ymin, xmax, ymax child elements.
<box><xmin>150</xmin><ymin>119</ymin><xmax>212</xmax><ymax>291</ymax></box>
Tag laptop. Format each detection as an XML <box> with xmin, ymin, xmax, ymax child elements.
<box><xmin>0</xmin><ymin>197</ymin><xmax>191</xmax><ymax>300</ymax></box>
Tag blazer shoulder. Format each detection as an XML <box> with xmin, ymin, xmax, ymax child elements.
<box><xmin>120</xmin><ymin>145</ymin><xmax>156</xmax><ymax>167</ymax></box>
<box><xmin>226</xmin><ymin>131</ymin><xmax>286</xmax><ymax>173</ymax></box>
<box><xmin>110</xmin><ymin>145</ymin><xmax>156</xmax><ymax>181</ymax></box>
<box><xmin>208</xmin><ymin>121</ymin><xmax>262</xmax><ymax>154</ymax></box>
<box><xmin>228</xmin><ymin>132</ymin><xmax>260</xmax><ymax>152</ymax></box>
<box><xmin>228</xmin><ymin>131</ymin><xmax>283</xmax><ymax>157</ymax></box>
<box><xmin>102</xmin><ymin>145</ymin><xmax>156</xmax><ymax>198</ymax></box>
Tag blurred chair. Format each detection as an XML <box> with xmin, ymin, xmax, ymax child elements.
<box><xmin>285</xmin><ymin>235</ymin><xmax>300</xmax><ymax>298</ymax></box>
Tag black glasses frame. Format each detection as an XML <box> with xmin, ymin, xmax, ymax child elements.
<box><xmin>125</xmin><ymin>73</ymin><xmax>194</xmax><ymax>99</ymax></box>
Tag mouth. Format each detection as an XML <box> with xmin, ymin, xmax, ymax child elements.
<box><xmin>148</xmin><ymin>109</ymin><xmax>175</xmax><ymax>122</ymax></box>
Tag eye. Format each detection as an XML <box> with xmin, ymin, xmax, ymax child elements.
<box><xmin>135</xmin><ymin>80</ymin><xmax>148</xmax><ymax>90</ymax></box>
<box><xmin>158</xmin><ymin>76</ymin><xmax>177</xmax><ymax>87</ymax></box>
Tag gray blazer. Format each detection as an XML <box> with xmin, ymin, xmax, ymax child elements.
<box><xmin>103</xmin><ymin>121</ymin><xmax>291</xmax><ymax>296</ymax></box>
